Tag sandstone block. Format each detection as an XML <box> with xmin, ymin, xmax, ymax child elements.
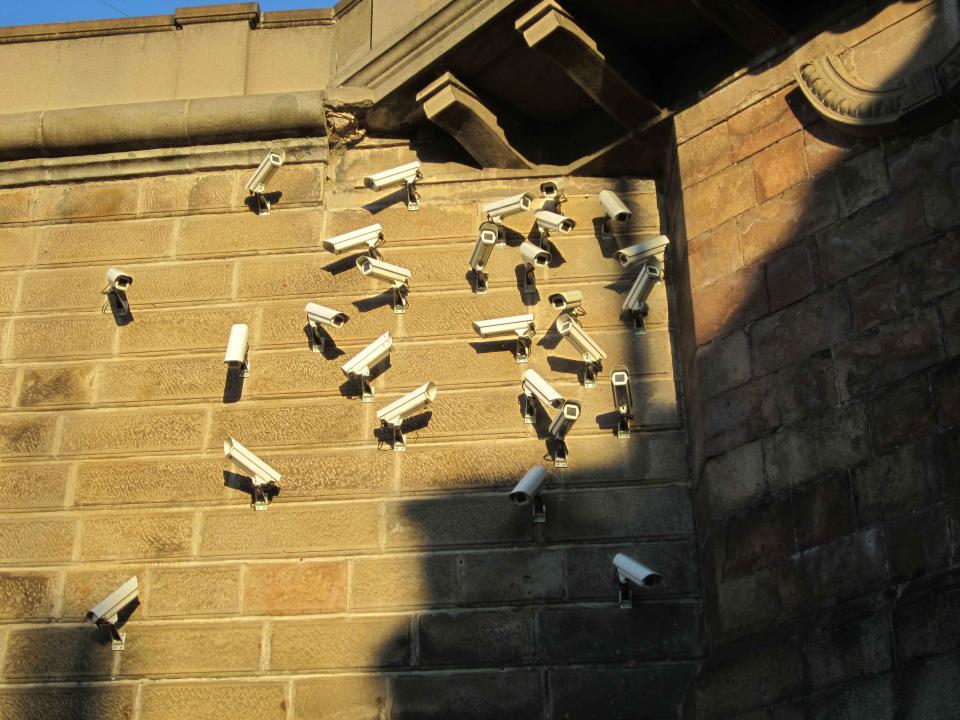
<box><xmin>886</xmin><ymin>504</ymin><xmax>951</xmax><ymax>583</ymax></box>
<box><xmin>934</xmin><ymin>358</ymin><xmax>960</xmax><ymax>429</ymax></box>
<box><xmin>566</xmin><ymin>540</ymin><xmax>699</xmax><ymax>599</ymax></box>
<box><xmin>703</xmin><ymin>440</ymin><xmax>765</xmax><ymax>520</ymax></box>
<box><xmin>774</xmin><ymin>349</ymin><xmax>838</xmax><ymax>425</ymax></box>
<box><xmin>803</xmin><ymin>120</ymin><xmax>877</xmax><ymax>176</ymax></box>
<box><xmin>138</xmin><ymin>172</ymin><xmax>238</xmax><ymax>214</ymax></box>
<box><xmin>722</xmin><ymin>496</ymin><xmax>795</xmax><ymax>578</ymax></box>
<box><xmin>96</xmin><ymin>356</ymin><xmax>224</xmax><ymax>404</ymax></box>
<box><xmin>34</xmin><ymin>180</ymin><xmax>138</xmax><ymax>221</ymax></box>
<box><xmin>266</xmin><ymin>448</ymin><xmax>394</xmax><ymax>499</ymax></box>
<box><xmin>901</xmin><ymin>654</ymin><xmax>960</xmax><ymax>720</ymax></box>
<box><xmin>0</xmin><ymin>228</ymin><xmax>36</xmax><ymax>269</ymax></box>
<box><xmin>397</xmin><ymin>438</ymin><xmax>541</xmax><ymax>493</ymax></box>
<box><xmin>683</xmin><ymin>162</ymin><xmax>756</xmax><ymax>239</ymax></box>
<box><xmin>11</xmin><ymin>316</ymin><xmax>114</xmax><ymax>360</ymax></box>
<box><xmin>37</xmin><ymin>220</ymin><xmax>173</xmax><ymax>266</ymax></box>
<box><xmin>402</xmin><ymin>387</ymin><xmax>526</xmax><ymax>440</ymax></box>
<box><xmin>60</xmin><ymin>408</ymin><xmax>207</xmax><ymax>455</ymax></box>
<box><xmin>544</xmin><ymin>485</ymin><xmax>693</xmax><ymax>541</ymax></box>
<box><xmin>385</xmin><ymin>495</ymin><xmax>531</xmax><ymax>549</ymax></box>
<box><xmin>868</xmin><ymin>375</ymin><xmax>935</xmax><ymax>452</ymax></box>
<box><xmin>74</xmin><ymin>457</ymin><xmax>226</xmax><ymax>507</ymax></box>
<box><xmin>803</xmin><ymin>610</ymin><xmax>891</xmax><ymax>689</ymax></box>
<box><xmin>350</xmin><ymin>554</ymin><xmax>458</xmax><ymax>610</ymax></box>
<box><xmin>199</xmin><ymin>504</ymin><xmax>380</xmax><ymax>558</ymax></box>
<box><xmin>0</xmin><ymin>273</ymin><xmax>19</xmax><ymax>313</ymax></box>
<box><xmin>943</xmin><ymin>289</ymin><xmax>960</xmax><ymax>358</ymax></box>
<box><xmin>237</xmin><ymin>251</ymin><xmax>368</xmax><ymax>301</ymax></box>
<box><xmin>2</xmin><ymin>626</ymin><xmax>114</xmax><ymax>679</ymax></box>
<box><xmin>61</xmin><ymin>566</ymin><xmax>146</xmax><ymax>619</ymax></box>
<box><xmin>400</xmin><ymin>290</ymin><xmax>525</xmax><ymax>340</ymax></box>
<box><xmin>896</xmin><ymin>588</ymin><xmax>960</xmax><ymax>665</ymax></box>
<box><xmin>141</xmin><ymin>683</ymin><xmax>287</xmax><ymax>720</ymax></box>
<box><xmin>210</xmin><ymin>401</ymin><xmax>363</xmax><ymax>449</ymax></box>
<box><xmin>716</xmin><ymin>567</ymin><xmax>780</xmax><ymax>640</ymax></box>
<box><xmin>274</xmin><ymin>163</ymin><xmax>324</xmax><ymax>205</ymax></box>
<box><xmin>565</xmin><ymin>433</ymin><xmax>688</xmax><ymax>484</ymax></box>
<box><xmin>79</xmin><ymin>513</ymin><xmax>194</xmax><ymax>561</ymax></box>
<box><xmin>118</xmin><ymin>307</ymin><xmax>257</xmax><ymax>354</ymax></box>
<box><xmin>550</xmin><ymin>664</ymin><xmax>699</xmax><ymax>720</ymax></box>
<box><xmin>753</xmin><ymin>131</ymin><xmax>807</xmax><ymax>203</ymax></box>
<box><xmin>391</xmin><ymin>671</ymin><xmax>542</xmax><ymax>720</ymax></box>
<box><xmin>903</xmin><ymin>232</ymin><xmax>960</xmax><ymax>306</ymax></box>
<box><xmin>830</xmin><ymin>146</ymin><xmax>890</xmax><ymax>216</ymax></box>
<box><xmin>692</xmin><ymin>264</ymin><xmax>768</xmax><ymax>345</ymax></box>
<box><xmin>243</xmin><ymin>561</ymin><xmax>346</xmax><ymax>615</ymax></box>
<box><xmin>728</xmin><ymin>87</ymin><xmax>809</xmax><ymax>162</ymax></box>
<box><xmin>293</xmin><ymin>677</ymin><xmax>388</xmax><ymax>720</ymax></box>
<box><xmin>244</xmin><ymin>349</ymin><xmax>350</xmax><ymax>399</ymax></box>
<box><xmin>852</xmin><ymin>442</ymin><xmax>936</xmax><ymax>526</ymax></box>
<box><xmin>257</xmin><ymin>297</ymin><xmax>397</xmax><ymax>348</ymax></box>
<box><xmin>0</xmin><ymin>187</ymin><xmax>33</xmax><ymax>223</ymax></box>
<box><xmin>696</xmin><ymin>329</ymin><xmax>751</xmax><ymax>399</ymax></box>
<box><xmin>688</xmin><ymin>218</ymin><xmax>743</xmax><ymax>290</ymax></box>
<box><xmin>765</xmin><ymin>238</ymin><xmax>820</xmax><ymax>312</ymax></box>
<box><xmin>0</xmin><ymin>367</ymin><xmax>15</xmax><ymax>407</ymax></box>
<box><xmin>0</xmin><ymin>686</ymin><xmax>135</xmax><ymax>720</ymax></box>
<box><xmin>0</xmin><ymin>462</ymin><xmax>69</xmax><ymax>510</ymax></box>
<box><xmin>792</xmin><ymin>473</ymin><xmax>856</xmax><ymax>551</ymax></box>
<box><xmin>0</xmin><ymin>571</ymin><xmax>57</xmax><ymax>620</ymax></box>
<box><xmin>177</xmin><ymin>208</ymin><xmax>323</xmax><ymax>257</ymax></box>
<box><xmin>148</xmin><ymin>565</ymin><xmax>241</xmax><ymax>618</ymax></box>
<box><xmin>0</xmin><ymin>413</ymin><xmax>58</xmax><ymax>458</ymax></box>
<box><xmin>326</xmin><ymin>203</ymin><xmax>475</xmax><ymax>244</ymax></box>
<box><xmin>391</xmin><ymin>339</ymin><xmax>524</xmax><ymax>392</ymax></box>
<box><xmin>270</xmin><ymin>616</ymin><xmax>410</xmax><ymax>670</ymax></box>
<box><xmin>18</xmin><ymin>364</ymin><xmax>95</xmax><ymax>407</ymax></box>
<box><xmin>678</xmin><ymin>121</ymin><xmax>733</xmax><ymax>188</ymax></box>
<box><xmin>460</xmin><ymin>549</ymin><xmax>564</xmax><ymax>604</ymax></box>
<box><xmin>419</xmin><ymin>610</ymin><xmax>534</xmax><ymax>666</ymax></box>
<box><xmin>118</xmin><ymin>622</ymin><xmax>263</xmax><ymax>677</ymax></box>
<box><xmin>703</xmin><ymin>374</ymin><xmax>780</xmax><ymax>454</ymax></box>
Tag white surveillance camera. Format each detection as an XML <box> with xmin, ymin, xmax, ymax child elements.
<box><xmin>323</xmin><ymin>224</ymin><xmax>384</xmax><ymax>258</ymax></box>
<box><xmin>613</xmin><ymin>552</ymin><xmax>662</xmax><ymax>608</ymax></box>
<box><xmin>101</xmin><ymin>267</ymin><xmax>134</xmax><ymax>316</ymax></box>
<box><xmin>599</xmin><ymin>190</ymin><xmax>632</xmax><ymax>223</ymax></box>
<box><xmin>616</xmin><ymin>235</ymin><xmax>670</xmax><ymax>268</ymax></box>
<box><xmin>245</xmin><ymin>150</ymin><xmax>285</xmax><ymax>216</ymax></box>
<box><xmin>359</xmin><ymin>256</ymin><xmax>412</xmax><ymax>313</ymax></box>
<box><xmin>473</xmin><ymin>314</ymin><xmax>535</xmax><ymax>363</ymax></box>
<box><xmin>376</xmin><ymin>381</ymin><xmax>438</xmax><ymax>451</ymax></box>
<box><xmin>340</xmin><ymin>331</ymin><xmax>393</xmax><ymax>402</ymax></box>
<box><xmin>610</xmin><ymin>365</ymin><xmax>633</xmax><ymax>438</ymax></box>
<box><xmin>534</xmin><ymin>209</ymin><xmax>575</xmax><ymax>237</ymax></box>
<box><xmin>85</xmin><ymin>576</ymin><xmax>139</xmax><ymax>651</ymax></box>
<box><xmin>224</xmin><ymin>436</ymin><xmax>282</xmax><ymax>510</ymax></box>
<box><xmin>548</xmin><ymin>400</ymin><xmax>581</xmax><ymax>468</ymax></box>
<box><xmin>510</xmin><ymin>465</ymin><xmax>549</xmax><ymax>523</ymax></box>
<box><xmin>106</xmin><ymin>268</ymin><xmax>132</xmax><ymax>292</ymax></box>
<box><xmin>224</xmin><ymin>323</ymin><xmax>250</xmax><ymax>377</ymax></box>
<box><xmin>469</xmin><ymin>222</ymin><xmax>500</xmax><ymax>294</ymax></box>
<box><xmin>548</xmin><ymin>290</ymin><xmax>584</xmax><ymax>315</ymax></box>
<box><xmin>483</xmin><ymin>192</ymin><xmax>534</xmax><ymax>222</ymax></box>
<box><xmin>521</xmin><ymin>368</ymin><xmax>564</xmax><ymax>424</ymax></box>
<box><xmin>540</xmin><ymin>180</ymin><xmax>563</xmax><ymax>199</ymax></box>
<box><xmin>363</xmin><ymin>161</ymin><xmax>422</xmax><ymax>211</ymax></box>
<box><xmin>622</xmin><ymin>262</ymin><xmax>663</xmax><ymax>335</ymax></box>
<box><xmin>556</xmin><ymin>313</ymin><xmax>606</xmax><ymax>387</ymax></box>
<box><xmin>305</xmin><ymin>303</ymin><xmax>349</xmax><ymax>353</ymax></box>
<box><xmin>520</xmin><ymin>240</ymin><xmax>551</xmax><ymax>267</ymax></box>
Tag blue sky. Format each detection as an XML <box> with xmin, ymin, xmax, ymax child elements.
<box><xmin>0</xmin><ymin>1</ymin><xmax>336</xmax><ymax>27</ymax></box>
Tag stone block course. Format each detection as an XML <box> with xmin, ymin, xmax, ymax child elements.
<box><xmin>703</xmin><ymin>440</ymin><xmax>765</xmax><ymax>519</ymax></box>
<box><xmin>773</xmin><ymin>349</ymin><xmax>838</xmax><ymax>425</ymax></box>
<box><xmin>2</xmin><ymin>625</ymin><xmax>114</xmax><ymax>679</ymax></box>
<box><xmin>885</xmin><ymin>503</ymin><xmax>951</xmax><ymax>582</ymax></box>
<box><xmin>391</xmin><ymin>671</ymin><xmax>542</xmax><ymax>720</ymax></box>
<box><xmin>544</xmin><ymin>485</ymin><xmax>693</xmax><ymax>541</ymax></box>
<box><xmin>140</xmin><ymin>682</ymin><xmax>287</xmax><ymax>720</ymax></box>
<box><xmin>565</xmin><ymin>541</ymin><xmax>699</xmax><ymax>600</ymax></box>
<box><xmin>903</xmin><ymin>231</ymin><xmax>960</xmax><ymax>306</ymax></box>
<box><xmin>852</xmin><ymin>441</ymin><xmax>937</xmax><ymax>525</ymax></box>
<box><xmin>34</xmin><ymin>181</ymin><xmax>139</xmax><ymax>222</ymax></box>
<box><xmin>703</xmin><ymin>374</ymin><xmax>780</xmax><ymax>455</ymax></box>
<box><xmin>117</xmin><ymin>622</ymin><xmax>263</xmax><ymax>677</ymax></box>
<box><xmin>692</xmin><ymin>263</ymin><xmax>768</xmax><ymax>345</ymax></box>
<box><xmin>846</xmin><ymin>259</ymin><xmax>910</xmax><ymax>332</ymax></box>
<box><xmin>901</xmin><ymin>652</ymin><xmax>960</xmax><ymax>720</ymax></box>
<box><xmin>687</xmin><ymin>218</ymin><xmax>743</xmax><ymax>290</ymax></box>
<box><xmin>419</xmin><ymin>610</ymin><xmax>534</xmax><ymax>666</ymax></box>
<box><xmin>79</xmin><ymin>513</ymin><xmax>194</xmax><ymax>561</ymax></box>
<box><xmin>326</xmin><ymin>203</ymin><xmax>476</xmax><ymax>244</ymax></box>
<box><xmin>243</xmin><ymin>560</ymin><xmax>346</xmax><ymax>615</ymax></box>
<box><xmin>753</xmin><ymin>132</ymin><xmax>807</xmax><ymax>203</ymax></box>
<box><xmin>867</xmin><ymin>375</ymin><xmax>935</xmax><ymax>452</ymax></box>
<box><xmin>829</xmin><ymin>146</ymin><xmax>891</xmax><ymax>216</ymax></box>
<box><xmin>36</xmin><ymin>220</ymin><xmax>173</xmax><ymax>266</ymax></box>
<box><xmin>678</xmin><ymin>121</ymin><xmax>733</xmax><ymax>188</ymax></box>
<box><xmin>804</xmin><ymin>120</ymin><xmax>877</xmax><ymax>176</ymax></box>
<box><xmin>802</xmin><ymin>610</ymin><xmax>892</xmax><ymax>689</ymax></box>
<box><xmin>351</xmin><ymin>554</ymin><xmax>458</xmax><ymax>610</ymax></box>
<box><xmin>18</xmin><ymin>364</ymin><xmax>96</xmax><ymax>407</ymax></box>
<box><xmin>722</xmin><ymin>496</ymin><xmax>794</xmax><ymax>578</ymax></box>
<box><xmin>138</xmin><ymin>172</ymin><xmax>238</xmax><ymax>215</ymax></box>
<box><xmin>896</xmin><ymin>587</ymin><xmax>960</xmax><ymax>664</ymax></box>
<box><xmin>792</xmin><ymin>473</ymin><xmax>855</xmax><ymax>551</ymax></box>
<box><xmin>74</xmin><ymin>457</ymin><xmax>226</xmax><ymax>507</ymax></box>
<box><xmin>60</xmin><ymin>566</ymin><xmax>146</xmax><ymax>620</ymax></box>
<box><xmin>293</xmin><ymin>676</ymin><xmax>388</xmax><ymax>720</ymax></box>
<box><xmin>460</xmin><ymin>548</ymin><xmax>564</xmax><ymax>604</ymax></box>
<box><xmin>147</xmin><ymin>565</ymin><xmax>241</xmax><ymax>617</ymax></box>
<box><xmin>0</xmin><ymin>228</ymin><xmax>36</xmax><ymax>270</ymax></box>
<box><xmin>385</xmin><ymin>494</ymin><xmax>531</xmax><ymax>549</ymax></box>
<box><xmin>0</xmin><ymin>462</ymin><xmax>69</xmax><ymax>510</ymax></box>
<box><xmin>0</xmin><ymin>685</ymin><xmax>136</xmax><ymax>720</ymax></box>
<box><xmin>0</xmin><ymin>517</ymin><xmax>74</xmax><ymax>564</ymax></box>
<box><xmin>716</xmin><ymin>567</ymin><xmax>780</xmax><ymax>639</ymax></box>
<box><xmin>270</xmin><ymin>615</ymin><xmax>410</xmax><ymax>670</ymax></box>
<box><xmin>177</xmin><ymin>209</ymin><xmax>323</xmax><ymax>257</ymax></box>
<box><xmin>765</xmin><ymin>238</ymin><xmax>820</xmax><ymax>312</ymax></box>
<box><xmin>683</xmin><ymin>162</ymin><xmax>757</xmax><ymax>240</ymax></box>
<box><xmin>210</xmin><ymin>401</ymin><xmax>363</xmax><ymax>450</ymax></box>
<box><xmin>60</xmin><ymin>408</ymin><xmax>207</xmax><ymax>455</ymax></box>
<box><xmin>0</xmin><ymin>571</ymin><xmax>58</xmax><ymax>620</ymax></box>
<box><xmin>549</xmin><ymin>664</ymin><xmax>699</xmax><ymax>720</ymax></box>
<box><xmin>695</xmin><ymin>329</ymin><xmax>751</xmax><ymax>399</ymax></box>
<box><xmin>727</xmin><ymin>87</ymin><xmax>811</xmax><ymax>163</ymax></box>
<box><xmin>11</xmin><ymin>316</ymin><xmax>114</xmax><ymax>360</ymax></box>
<box><xmin>0</xmin><ymin>188</ymin><xmax>33</xmax><ymax>224</ymax></box>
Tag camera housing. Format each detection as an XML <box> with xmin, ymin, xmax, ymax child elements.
<box><xmin>473</xmin><ymin>314</ymin><xmax>536</xmax><ymax>363</ymax></box>
<box><xmin>556</xmin><ymin>313</ymin><xmax>607</xmax><ymax>387</ymax></box>
<box><xmin>323</xmin><ymin>224</ymin><xmax>384</xmax><ymax>258</ymax></box>
<box><xmin>376</xmin><ymin>381</ymin><xmax>437</xmax><ymax>451</ymax></box>
<box><xmin>363</xmin><ymin>161</ymin><xmax>422</xmax><ymax>211</ymax></box>
<box><xmin>483</xmin><ymin>192</ymin><xmax>534</xmax><ymax>222</ymax></box>
<box><xmin>358</xmin><ymin>256</ymin><xmax>412</xmax><ymax>313</ymax></box>
<box><xmin>521</xmin><ymin>368</ymin><xmax>565</xmax><ymax>424</ymax></box>
<box><xmin>102</xmin><ymin>267</ymin><xmax>133</xmax><ymax>317</ymax></box>
<box><xmin>224</xmin><ymin>436</ymin><xmax>282</xmax><ymax>510</ymax></box>
<box><xmin>85</xmin><ymin>575</ymin><xmax>139</xmax><ymax>651</ymax></box>
<box><xmin>599</xmin><ymin>190</ymin><xmax>632</xmax><ymax>240</ymax></box>
<box><xmin>612</xmin><ymin>553</ymin><xmax>662</xmax><ymax>608</ymax></box>
<box><xmin>548</xmin><ymin>290</ymin><xmax>584</xmax><ymax>316</ymax></box>
<box><xmin>615</xmin><ymin>235</ymin><xmax>670</xmax><ymax>268</ymax></box>
<box><xmin>548</xmin><ymin>400</ymin><xmax>581</xmax><ymax>468</ymax></box>
<box><xmin>305</xmin><ymin>303</ymin><xmax>348</xmax><ymax>353</ymax></box>
<box><xmin>224</xmin><ymin>323</ymin><xmax>250</xmax><ymax>378</ymax></box>
<box><xmin>610</xmin><ymin>365</ymin><xmax>633</xmax><ymax>438</ymax></box>
<box><xmin>510</xmin><ymin>465</ymin><xmax>550</xmax><ymax>523</ymax></box>
<box><xmin>469</xmin><ymin>222</ymin><xmax>501</xmax><ymax>294</ymax></box>
<box><xmin>519</xmin><ymin>240</ymin><xmax>551</xmax><ymax>297</ymax></box>
<box><xmin>245</xmin><ymin>150</ymin><xmax>285</xmax><ymax>216</ymax></box>
<box><xmin>340</xmin><ymin>331</ymin><xmax>393</xmax><ymax>402</ymax></box>
<box><xmin>534</xmin><ymin>209</ymin><xmax>575</xmax><ymax>241</ymax></box>
<box><xmin>622</xmin><ymin>262</ymin><xmax>664</xmax><ymax>335</ymax></box>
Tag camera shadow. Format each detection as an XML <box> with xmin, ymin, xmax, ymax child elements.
<box><xmin>222</xmin><ymin>369</ymin><xmax>245</xmax><ymax>404</ymax></box>
<box><xmin>244</xmin><ymin>190</ymin><xmax>282</xmax><ymax>215</ymax></box>
<box><xmin>223</xmin><ymin>470</ymin><xmax>281</xmax><ymax>504</ymax></box>
<box><xmin>105</xmin><ymin>291</ymin><xmax>134</xmax><ymax>326</ymax></box>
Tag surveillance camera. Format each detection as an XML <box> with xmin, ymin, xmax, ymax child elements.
<box><xmin>359</xmin><ymin>256</ymin><xmax>412</xmax><ymax>313</ymax></box>
<box><xmin>556</xmin><ymin>314</ymin><xmax>606</xmax><ymax>387</ymax></box>
<box><xmin>599</xmin><ymin>190</ymin><xmax>632</xmax><ymax>223</ymax></box>
<box><xmin>548</xmin><ymin>400</ymin><xmax>581</xmax><ymax>468</ymax></box>
<box><xmin>534</xmin><ymin>209</ymin><xmax>575</xmax><ymax>236</ymax></box>
<box><xmin>510</xmin><ymin>465</ymin><xmax>549</xmax><ymax>523</ymax></box>
<box><xmin>340</xmin><ymin>331</ymin><xmax>393</xmax><ymax>402</ymax></box>
<box><xmin>376</xmin><ymin>381</ymin><xmax>438</xmax><ymax>451</ymax></box>
<box><xmin>224</xmin><ymin>436</ymin><xmax>282</xmax><ymax>510</ymax></box>
<box><xmin>363</xmin><ymin>161</ymin><xmax>422</xmax><ymax>211</ymax></box>
<box><xmin>469</xmin><ymin>222</ymin><xmax>500</xmax><ymax>294</ymax></box>
<box><xmin>612</xmin><ymin>552</ymin><xmax>662</xmax><ymax>608</ymax></box>
<box><xmin>106</xmin><ymin>268</ymin><xmax>132</xmax><ymax>292</ymax></box>
<box><xmin>540</xmin><ymin>180</ymin><xmax>562</xmax><ymax>199</ymax></box>
<box><xmin>473</xmin><ymin>314</ymin><xmax>535</xmax><ymax>363</ymax></box>
<box><xmin>245</xmin><ymin>150</ymin><xmax>285</xmax><ymax>216</ymax></box>
<box><xmin>305</xmin><ymin>303</ymin><xmax>348</xmax><ymax>328</ymax></box>
<box><xmin>548</xmin><ymin>290</ymin><xmax>584</xmax><ymax>315</ymax></box>
<box><xmin>610</xmin><ymin>365</ymin><xmax>633</xmax><ymax>438</ymax></box>
<box><xmin>483</xmin><ymin>192</ymin><xmax>534</xmax><ymax>222</ymax></box>
<box><xmin>616</xmin><ymin>235</ymin><xmax>670</xmax><ymax>268</ymax></box>
<box><xmin>224</xmin><ymin>323</ymin><xmax>250</xmax><ymax>377</ymax></box>
<box><xmin>323</xmin><ymin>224</ymin><xmax>384</xmax><ymax>257</ymax></box>
<box><xmin>85</xmin><ymin>576</ymin><xmax>139</xmax><ymax>650</ymax></box>
<box><xmin>622</xmin><ymin>262</ymin><xmax>663</xmax><ymax>335</ymax></box>
<box><xmin>102</xmin><ymin>267</ymin><xmax>134</xmax><ymax>316</ymax></box>
<box><xmin>520</xmin><ymin>240</ymin><xmax>551</xmax><ymax>267</ymax></box>
<box><xmin>522</xmin><ymin>368</ymin><xmax>565</xmax><ymax>410</ymax></box>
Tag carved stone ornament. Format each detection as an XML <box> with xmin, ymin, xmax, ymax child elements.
<box><xmin>325</xmin><ymin>110</ymin><xmax>366</xmax><ymax>149</ymax></box>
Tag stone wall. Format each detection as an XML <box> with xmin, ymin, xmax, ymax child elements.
<box><xmin>667</xmin><ymin>1</ymin><xmax>960</xmax><ymax>716</ymax></box>
<box><xmin>0</xmin><ymin>129</ymin><xmax>701</xmax><ymax>717</ymax></box>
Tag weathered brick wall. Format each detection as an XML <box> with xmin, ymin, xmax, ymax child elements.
<box><xmin>666</xmin><ymin>2</ymin><xmax>960</xmax><ymax>716</ymax></box>
<box><xmin>0</xmin><ymin>135</ymin><xmax>701</xmax><ymax>718</ymax></box>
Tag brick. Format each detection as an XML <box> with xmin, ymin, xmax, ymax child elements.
<box><xmin>703</xmin><ymin>374</ymin><xmax>780</xmax><ymax>454</ymax></box>
<box><xmin>18</xmin><ymin>364</ymin><xmax>95</xmax><ymax>407</ymax></box>
<box><xmin>0</xmin><ymin>463</ymin><xmax>69</xmax><ymax>510</ymax></box>
<box><xmin>703</xmin><ymin>440</ymin><xmax>765</xmax><ymax>519</ymax></box>
<box><xmin>723</xmin><ymin>496</ymin><xmax>795</xmax><ymax>578</ymax></box>
<box><xmin>565</xmin><ymin>541</ymin><xmax>699</xmax><ymax>600</ymax></box>
<box><xmin>538</xmin><ymin>604</ymin><xmax>702</xmax><ymax>661</ymax></box>
<box><xmin>678</xmin><ymin>121</ymin><xmax>733</xmax><ymax>188</ymax></box>
<box><xmin>753</xmin><ymin>132</ymin><xmax>807</xmax><ymax>203</ymax></box>
<box><xmin>392</xmin><ymin>671</ymin><xmax>542</xmax><ymax>720</ymax></box>
<box><xmin>546</xmin><ymin>485</ymin><xmax>692</xmax><ymax>542</ymax></box>
<box><xmin>868</xmin><ymin>375</ymin><xmax>935</xmax><ymax>452</ymax></box>
<box><xmin>385</xmin><ymin>495</ymin><xmax>531</xmax><ymax>549</ymax></box>
<box><xmin>211</xmin><ymin>401</ymin><xmax>363</xmax><ymax>449</ymax></box>
<box><xmin>901</xmin><ymin>653</ymin><xmax>960</xmax><ymax>720</ymax></box>
<box><xmin>738</xmin><ymin>179</ymin><xmax>838</xmax><ymax>265</ymax></box>
<box><xmin>897</xmin><ymin>587</ymin><xmax>960</xmax><ymax>664</ymax></box>
<box><xmin>728</xmin><ymin>87</ymin><xmax>809</xmax><ymax>162</ymax></box>
<box><xmin>774</xmin><ymin>349</ymin><xmax>838</xmax><ymax>425</ymax></box>
<box><xmin>716</xmin><ymin>567</ymin><xmax>780</xmax><ymax>639</ymax></box>
<box><xmin>293</xmin><ymin>677</ymin><xmax>388</xmax><ymax>720</ymax></box>
<box><xmin>37</xmin><ymin>220</ymin><xmax>173</xmax><ymax>265</ymax></box>
<box><xmin>886</xmin><ymin>503</ymin><xmax>951</xmax><ymax>582</ymax></box>
<box><xmin>835</xmin><ymin>308</ymin><xmax>944</xmax><ymax>399</ymax></box>
<box><xmin>777</xmin><ymin>530</ymin><xmax>885</xmax><ymax>617</ymax></box>
<box><xmin>351</xmin><ymin>555</ymin><xmax>458</xmax><ymax>610</ymax></box>
<box><xmin>818</xmin><ymin>191</ymin><xmax>931</xmax><ymax>285</ymax></box>
<box><xmin>804</xmin><ymin>120</ymin><xmax>878</xmax><ymax>176</ymax></box>
<box><xmin>141</xmin><ymin>683</ymin><xmax>287</xmax><ymax>720</ymax></box>
<box><xmin>11</xmin><ymin>316</ymin><xmax>114</xmax><ymax>360</ymax></box>
<box><xmin>550</xmin><ymin>664</ymin><xmax>699</xmax><ymax>720</ymax></box>
<box><xmin>75</xmin><ymin>457</ymin><xmax>226</xmax><ymax>506</ymax></box>
<box><xmin>692</xmin><ymin>264</ymin><xmax>768</xmax><ymax>345</ymax></box>
<box><xmin>0</xmin><ymin>686</ymin><xmax>135</xmax><ymax>720</ymax></box>
<box><xmin>688</xmin><ymin>218</ymin><xmax>743</xmax><ymax>290</ymax></box>
<box><xmin>750</xmin><ymin>287</ymin><xmax>851</xmax><ymax>376</ymax></box>
<box><xmin>853</xmin><ymin>441</ymin><xmax>936</xmax><ymax>525</ymax></box>
<box><xmin>696</xmin><ymin>329</ymin><xmax>751</xmax><ymax>399</ymax></box>
<box><xmin>326</xmin><ymin>203</ymin><xmax>476</xmax><ymax>243</ymax></box>
<box><xmin>0</xmin><ymin>571</ymin><xmax>57</xmax><ymax>620</ymax></box>
<box><xmin>200</xmin><ymin>504</ymin><xmax>380</xmax><ymax>558</ymax></box>
<box><xmin>846</xmin><ymin>259</ymin><xmax>910</xmax><ymax>332</ymax></box>
<box><xmin>0</xmin><ymin>517</ymin><xmax>74</xmax><ymax>564</ymax></box>
<box><xmin>2</xmin><ymin>626</ymin><xmax>114</xmax><ymax>679</ymax></box>
<box><xmin>419</xmin><ymin>610</ymin><xmax>533</xmax><ymax>666</ymax></box>
<box><xmin>80</xmin><ymin>513</ymin><xmax>194</xmax><ymax>561</ymax></box>
<box><xmin>0</xmin><ymin>187</ymin><xmax>33</xmax><ymax>223</ymax></box>
<box><xmin>934</xmin><ymin>358</ymin><xmax>960</xmax><ymax>428</ymax></box>
<box><xmin>683</xmin><ymin>163</ymin><xmax>756</xmax><ymax>239</ymax></box>
<box><xmin>830</xmin><ymin>146</ymin><xmax>891</xmax><ymax>216</ymax></box>
<box><xmin>118</xmin><ymin>623</ymin><xmax>263</xmax><ymax>676</ymax></box>
<box><xmin>243</xmin><ymin>561</ymin><xmax>346</xmax><ymax>615</ymax></box>
<box><xmin>0</xmin><ymin>228</ymin><xmax>36</xmax><ymax>269</ymax></box>
<box><xmin>61</xmin><ymin>566</ymin><xmax>145</xmax><ymax>619</ymax></box>
<box><xmin>803</xmin><ymin>610</ymin><xmax>892</xmax><ymax>689</ymax></box>
<box><xmin>139</xmin><ymin>172</ymin><xmax>237</xmax><ymax>214</ymax></box>
<box><xmin>461</xmin><ymin>549</ymin><xmax>564</xmax><ymax>604</ymax></box>
<box><xmin>177</xmin><ymin>208</ymin><xmax>323</xmax><ymax>256</ymax></box>
<box><xmin>34</xmin><ymin>180</ymin><xmax>138</xmax><ymax>221</ymax></box>
<box><xmin>904</xmin><ymin>231</ymin><xmax>960</xmax><ymax>305</ymax></box>
<box><xmin>793</xmin><ymin>473</ymin><xmax>854</xmax><ymax>551</ymax></box>
<box><xmin>148</xmin><ymin>565</ymin><xmax>241</xmax><ymax>617</ymax></box>
<box><xmin>61</xmin><ymin>408</ymin><xmax>206</xmax><ymax>455</ymax></box>
<box><xmin>119</xmin><ymin>306</ymin><xmax>257</xmax><ymax>354</ymax></box>
<box><xmin>765</xmin><ymin>406</ymin><xmax>870</xmax><ymax>494</ymax></box>
<box><xmin>271</xmin><ymin>616</ymin><xmax>410</xmax><ymax>670</ymax></box>
<box><xmin>765</xmin><ymin>238</ymin><xmax>820</xmax><ymax>312</ymax></box>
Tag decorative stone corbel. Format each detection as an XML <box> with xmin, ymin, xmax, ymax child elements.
<box><xmin>416</xmin><ymin>72</ymin><xmax>532</xmax><ymax>169</ymax></box>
